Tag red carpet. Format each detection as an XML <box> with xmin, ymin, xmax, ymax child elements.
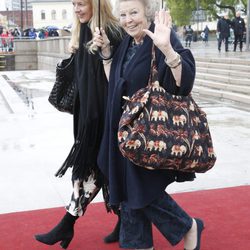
<box><xmin>1</xmin><ymin>185</ymin><xmax>250</xmax><ymax>250</ymax></box>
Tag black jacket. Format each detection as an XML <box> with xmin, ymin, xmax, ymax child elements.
<box><xmin>217</xmin><ymin>17</ymin><xmax>231</xmax><ymax>39</ymax></box>
<box><xmin>98</xmin><ymin>23</ymin><xmax>196</xmax><ymax>209</ymax></box>
<box><xmin>232</xmin><ymin>16</ymin><xmax>246</xmax><ymax>35</ymax></box>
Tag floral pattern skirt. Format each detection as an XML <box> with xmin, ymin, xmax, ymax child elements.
<box><xmin>66</xmin><ymin>172</ymin><xmax>101</xmax><ymax>216</ymax></box>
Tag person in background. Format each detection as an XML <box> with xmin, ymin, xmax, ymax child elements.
<box><xmin>185</xmin><ymin>25</ymin><xmax>193</xmax><ymax>47</ymax></box>
<box><xmin>203</xmin><ymin>25</ymin><xmax>209</xmax><ymax>43</ymax></box>
<box><xmin>12</xmin><ymin>28</ymin><xmax>21</xmax><ymax>38</ymax></box>
<box><xmin>34</xmin><ymin>0</ymin><xmax>123</xmax><ymax>249</ymax></box>
<box><xmin>28</xmin><ymin>28</ymin><xmax>37</xmax><ymax>39</ymax></box>
<box><xmin>217</xmin><ymin>13</ymin><xmax>231</xmax><ymax>52</ymax></box>
<box><xmin>94</xmin><ymin>0</ymin><xmax>204</xmax><ymax>249</ymax></box>
<box><xmin>0</xmin><ymin>29</ymin><xmax>9</xmax><ymax>52</ymax></box>
<box><xmin>232</xmin><ymin>11</ymin><xmax>246</xmax><ymax>52</ymax></box>
<box><xmin>38</xmin><ymin>29</ymin><xmax>45</xmax><ymax>39</ymax></box>
<box><xmin>44</xmin><ymin>29</ymin><xmax>49</xmax><ymax>38</ymax></box>
<box><xmin>7</xmin><ymin>30</ymin><xmax>14</xmax><ymax>51</ymax></box>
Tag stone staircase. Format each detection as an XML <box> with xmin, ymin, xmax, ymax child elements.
<box><xmin>193</xmin><ymin>56</ymin><xmax>250</xmax><ymax>111</ymax></box>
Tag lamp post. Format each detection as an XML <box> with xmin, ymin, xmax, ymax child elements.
<box><xmin>246</xmin><ymin>0</ymin><xmax>250</xmax><ymax>51</ymax></box>
<box><xmin>194</xmin><ymin>0</ymin><xmax>199</xmax><ymax>42</ymax></box>
<box><xmin>20</xmin><ymin>0</ymin><xmax>23</xmax><ymax>36</ymax></box>
<box><xmin>6</xmin><ymin>7</ymin><xmax>9</xmax><ymax>29</ymax></box>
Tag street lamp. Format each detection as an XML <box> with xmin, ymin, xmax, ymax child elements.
<box><xmin>196</xmin><ymin>0</ymin><xmax>199</xmax><ymax>32</ymax></box>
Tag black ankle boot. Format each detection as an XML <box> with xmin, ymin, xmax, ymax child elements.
<box><xmin>34</xmin><ymin>212</ymin><xmax>78</xmax><ymax>249</ymax></box>
<box><xmin>103</xmin><ymin>214</ymin><xmax>121</xmax><ymax>243</ymax></box>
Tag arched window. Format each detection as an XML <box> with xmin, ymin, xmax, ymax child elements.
<box><xmin>41</xmin><ymin>10</ymin><xmax>46</xmax><ymax>20</ymax></box>
<box><xmin>62</xmin><ymin>9</ymin><xmax>67</xmax><ymax>20</ymax></box>
<box><xmin>51</xmin><ymin>10</ymin><xmax>56</xmax><ymax>20</ymax></box>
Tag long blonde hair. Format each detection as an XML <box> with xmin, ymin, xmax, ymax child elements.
<box><xmin>69</xmin><ymin>0</ymin><xmax>122</xmax><ymax>53</ymax></box>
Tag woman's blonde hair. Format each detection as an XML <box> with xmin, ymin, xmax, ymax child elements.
<box><xmin>114</xmin><ymin>0</ymin><xmax>160</xmax><ymax>22</ymax></box>
<box><xmin>69</xmin><ymin>0</ymin><xmax>122</xmax><ymax>53</ymax></box>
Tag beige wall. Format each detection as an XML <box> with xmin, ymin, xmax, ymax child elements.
<box><xmin>32</xmin><ymin>2</ymin><xmax>73</xmax><ymax>29</ymax></box>
<box><xmin>14</xmin><ymin>36</ymin><xmax>71</xmax><ymax>70</ymax></box>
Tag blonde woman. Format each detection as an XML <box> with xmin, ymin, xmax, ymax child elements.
<box><xmin>34</xmin><ymin>0</ymin><xmax>123</xmax><ymax>249</ymax></box>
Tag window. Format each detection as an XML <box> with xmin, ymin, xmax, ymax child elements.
<box><xmin>62</xmin><ymin>9</ymin><xmax>67</xmax><ymax>20</ymax></box>
<box><xmin>41</xmin><ymin>10</ymin><xmax>46</xmax><ymax>20</ymax></box>
<box><xmin>51</xmin><ymin>10</ymin><xmax>56</xmax><ymax>20</ymax></box>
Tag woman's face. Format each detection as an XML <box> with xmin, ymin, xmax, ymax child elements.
<box><xmin>119</xmin><ymin>0</ymin><xmax>149</xmax><ymax>42</ymax></box>
<box><xmin>72</xmin><ymin>0</ymin><xmax>92</xmax><ymax>23</ymax></box>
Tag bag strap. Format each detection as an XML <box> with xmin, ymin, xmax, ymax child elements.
<box><xmin>148</xmin><ymin>45</ymin><xmax>159</xmax><ymax>87</ymax></box>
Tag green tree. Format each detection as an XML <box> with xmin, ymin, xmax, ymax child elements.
<box><xmin>167</xmin><ymin>0</ymin><xmax>195</xmax><ymax>26</ymax></box>
<box><xmin>199</xmin><ymin>0</ymin><xmax>247</xmax><ymax>18</ymax></box>
<box><xmin>166</xmin><ymin>0</ymin><xmax>248</xmax><ymax>25</ymax></box>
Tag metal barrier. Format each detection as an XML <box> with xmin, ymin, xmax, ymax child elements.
<box><xmin>0</xmin><ymin>54</ymin><xmax>15</xmax><ymax>71</ymax></box>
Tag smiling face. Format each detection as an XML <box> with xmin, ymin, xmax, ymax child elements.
<box><xmin>119</xmin><ymin>0</ymin><xmax>149</xmax><ymax>43</ymax></box>
<box><xmin>72</xmin><ymin>0</ymin><xmax>92</xmax><ymax>23</ymax></box>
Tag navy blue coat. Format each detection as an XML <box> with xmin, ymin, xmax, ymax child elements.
<box><xmin>98</xmin><ymin>24</ymin><xmax>196</xmax><ymax>209</ymax></box>
<box><xmin>217</xmin><ymin>17</ymin><xmax>231</xmax><ymax>39</ymax></box>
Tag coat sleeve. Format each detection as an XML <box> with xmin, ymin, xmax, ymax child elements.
<box><xmin>217</xmin><ymin>19</ymin><xmax>221</xmax><ymax>32</ymax></box>
<box><xmin>156</xmin><ymin>30</ymin><xmax>196</xmax><ymax>96</ymax></box>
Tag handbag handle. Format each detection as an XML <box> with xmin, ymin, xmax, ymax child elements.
<box><xmin>148</xmin><ymin>45</ymin><xmax>159</xmax><ymax>87</ymax></box>
<box><xmin>57</xmin><ymin>53</ymin><xmax>75</xmax><ymax>70</ymax></box>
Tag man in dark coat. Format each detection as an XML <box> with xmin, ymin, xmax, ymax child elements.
<box><xmin>217</xmin><ymin>13</ymin><xmax>231</xmax><ymax>52</ymax></box>
<box><xmin>232</xmin><ymin>11</ymin><xmax>246</xmax><ymax>52</ymax></box>
<box><xmin>185</xmin><ymin>25</ymin><xmax>194</xmax><ymax>47</ymax></box>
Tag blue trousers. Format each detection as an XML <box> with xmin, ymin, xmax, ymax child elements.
<box><xmin>120</xmin><ymin>192</ymin><xmax>193</xmax><ymax>249</ymax></box>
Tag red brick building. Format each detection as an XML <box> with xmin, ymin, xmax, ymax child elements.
<box><xmin>0</xmin><ymin>10</ymin><xmax>33</xmax><ymax>29</ymax></box>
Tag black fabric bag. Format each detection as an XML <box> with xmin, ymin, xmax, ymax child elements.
<box><xmin>48</xmin><ymin>54</ymin><xmax>75</xmax><ymax>114</ymax></box>
<box><xmin>118</xmin><ymin>47</ymin><xmax>216</xmax><ymax>173</ymax></box>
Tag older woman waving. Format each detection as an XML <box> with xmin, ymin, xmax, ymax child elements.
<box><xmin>94</xmin><ymin>1</ymin><xmax>204</xmax><ymax>250</ymax></box>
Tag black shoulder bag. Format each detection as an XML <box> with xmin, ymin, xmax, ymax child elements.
<box><xmin>48</xmin><ymin>54</ymin><xmax>75</xmax><ymax>114</ymax></box>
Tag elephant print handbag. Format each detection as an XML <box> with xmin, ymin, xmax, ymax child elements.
<box><xmin>117</xmin><ymin>47</ymin><xmax>216</xmax><ymax>173</ymax></box>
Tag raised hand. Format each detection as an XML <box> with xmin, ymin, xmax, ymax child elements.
<box><xmin>93</xmin><ymin>27</ymin><xmax>111</xmax><ymax>57</ymax></box>
<box><xmin>143</xmin><ymin>10</ymin><xmax>172</xmax><ymax>52</ymax></box>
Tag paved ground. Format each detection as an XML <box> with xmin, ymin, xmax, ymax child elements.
<box><xmin>0</xmin><ymin>41</ymin><xmax>250</xmax><ymax>215</ymax></box>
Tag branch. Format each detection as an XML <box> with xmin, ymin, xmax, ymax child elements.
<box><xmin>215</xmin><ymin>3</ymin><xmax>236</xmax><ymax>16</ymax></box>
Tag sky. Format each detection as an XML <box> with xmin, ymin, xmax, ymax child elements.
<box><xmin>0</xmin><ymin>2</ymin><xmax>5</xmax><ymax>11</ymax></box>
<box><xmin>1</xmin><ymin>0</ymin><xmax>115</xmax><ymax>11</ymax></box>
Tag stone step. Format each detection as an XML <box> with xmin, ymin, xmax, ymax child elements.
<box><xmin>195</xmin><ymin>79</ymin><xmax>250</xmax><ymax>95</ymax></box>
<box><xmin>197</xmin><ymin>66</ymin><xmax>250</xmax><ymax>78</ymax></box>
<box><xmin>195</xmin><ymin>56</ymin><xmax>250</xmax><ymax>66</ymax></box>
<box><xmin>196</xmin><ymin>72</ymin><xmax>250</xmax><ymax>86</ymax></box>
<box><xmin>193</xmin><ymin>85</ymin><xmax>250</xmax><ymax>105</ymax></box>
<box><xmin>196</xmin><ymin>61</ymin><xmax>250</xmax><ymax>73</ymax></box>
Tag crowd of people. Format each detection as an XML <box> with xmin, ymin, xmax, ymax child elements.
<box><xmin>0</xmin><ymin>26</ymin><xmax>61</xmax><ymax>52</ymax></box>
<box><xmin>217</xmin><ymin>11</ymin><xmax>246</xmax><ymax>52</ymax></box>
<box><xmin>181</xmin><ymin>10</ymin><xmax>246</xmax><ymax>52</ymax></box>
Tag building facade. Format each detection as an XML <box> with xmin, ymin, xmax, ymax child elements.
<box><xmin>0</xmin><ymin>10</ymin><xmax>33</xmax><ymax>29</ymax></box>
<box><xmin>31</xmin><ymin>0</ymin><xmax>72</xmax><ymax>29</ymax></box>
<box><xmin>5</xmin><ymin>0</ymin><xmax>32</xmax><ymax>11</ymax></box>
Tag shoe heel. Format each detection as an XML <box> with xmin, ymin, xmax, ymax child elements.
<box><xmin>60</xmin><ymin>235</ymin><xmax>73</xmax><ymax>249</ymax></box>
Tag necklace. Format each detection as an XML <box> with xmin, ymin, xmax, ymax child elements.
<box><xmin>132</xmin><ymin>38</ymin><xmax>144</xmax><ymax>47</ymax></box>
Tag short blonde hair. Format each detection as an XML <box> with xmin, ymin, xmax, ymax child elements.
<box><xmin>69</xmin><ymin>0</ymin><xmax>122</xmax><ymax>53</ymax></box>
<box><xmin>114</xmin><ymin>0</ymin><xmax>160</xmax><ymax>22</ymax></box>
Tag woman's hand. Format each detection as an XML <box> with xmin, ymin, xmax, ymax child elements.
<box><xmin>93</xmin><ymin>27</ymin><xmax>111</xmax><ymax>57</ymax></box>
<box><xmin>144</xmin><ymin>10</ymin><xmax>182</xmax><ymax>87</ymax></box>
<box><xmin>143</xmin><ymin>10</ymin><xmax>172</xmax><ymax>53</ymax></box>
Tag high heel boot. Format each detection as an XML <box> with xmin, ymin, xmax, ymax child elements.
<box><xmin>34</xmin><ymin>212</ymin><xmax>78</xmax><ymax>249</ymax></box>
<box><xmin>103</xmin><ymin>213</ymin><xmax>121</xmax><ymax>243</ymax></box>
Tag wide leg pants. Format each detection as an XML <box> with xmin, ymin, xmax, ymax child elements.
<box><xmin>120</xmin><ymin>192</ymin><xmax>193</xmax><ymax>249</ymax></box>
